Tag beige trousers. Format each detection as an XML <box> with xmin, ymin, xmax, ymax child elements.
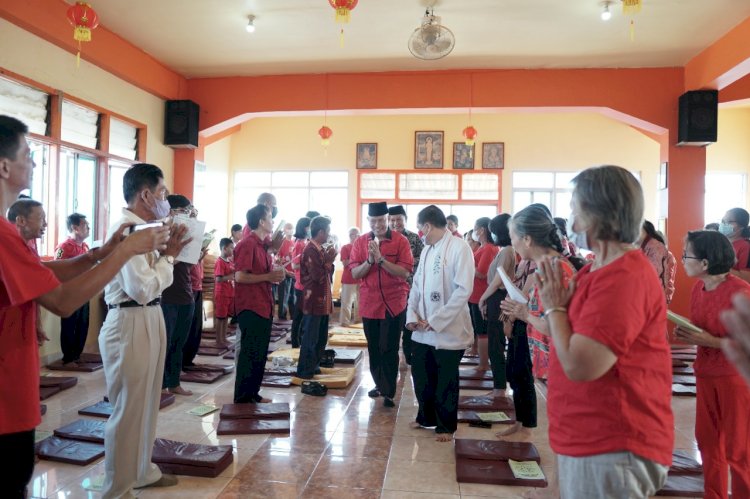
<box><xmin>339</xmin><ymin>283</ymin><xmax>359</xmax><ymax>326</ymax></box>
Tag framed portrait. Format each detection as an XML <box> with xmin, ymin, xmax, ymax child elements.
<box><xmin>452</xmin><ymin>142</ymin><xmax>475</xmax><ymax>170</ymax></box>
<box><xmin>414</xmin><ymin>131</ymin><xmax>444</xmax><ymax>169</ymax></box>
<box><xmin>481</xmin><ymin>142</ymin><xmax>504</xmax><ymax>169</ymax></box>
<box><xmin>658</xmin><ymin>162</ymin><xmax>668</xmax><ymax>190</ymax></box>
<box><xmin>356</xmin><ymin>143</ymin><xmax>378</xmax><ymax>169</ymax></box>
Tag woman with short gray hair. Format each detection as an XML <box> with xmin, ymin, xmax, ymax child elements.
<box><xmin>536</xmin><ymin>165</ymin><xmax>674</xmax><ymax>498</ymax></box>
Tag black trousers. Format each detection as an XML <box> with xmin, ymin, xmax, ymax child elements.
<box><xmin>0</xmin><ymin>429</ymin><xmax>35</xmax><ymax>498</ymax></box>
<box><xmin>468</xmin><ymin>302</ymin><xmax>487</xmax><ymax>335</ymax></box>
<box><xmin>401</xmin><ymin>328</ymin><xmax>413</xmax><ymax>365</ymax></box>
<box><xmin>234</xmin><ymin>310</ymin><xmax>272</xmax><ymax>403</ymax></box>
<box><xmin>290</xmin><ymin>288</ymin><xmax>305</xmax><ymax>348</ymax></box>
<box><xmin>411</xmin><ymin>342</ymin><xmax>463</xmax><ymax>434</ymax></box>
<box><xmin>60</xmin><ymin>302</ymin><xmax>89</xmax><ymax>363</ymax></box>
<box><xmin>506</xmin><ymin>319</ymin><xmax>537</xmax><ymax>428</ymax></box>
<box><xmin>486</xmin><ymin>289</ymin><xmax>508</xmax><ymax>389</ymax></box>
<box><xmin>183</xmin><ymin>290</ymin><xmax>203</xmax><ymax>367</ymax></box>
<box><xmin>161</xmin><ymin>301</ymin><xmax>195</xmax><ymax>389</ymax></box>
<box><xmin>363</xmin><ymin>309</ymin><xmax>405</xmax><ymax>398</ymax></box>
<box><xmin>297</xmin><ymin>314</ymin><xmax>330</xmax><ymax>377</ymax></box>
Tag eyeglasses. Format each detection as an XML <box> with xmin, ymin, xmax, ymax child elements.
<box><xmin>681</xmin><ymin>254</ymin><xmax>702</xmax><ymax>261</ymax></box>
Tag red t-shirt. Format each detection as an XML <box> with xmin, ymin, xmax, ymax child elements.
<box><xmin>547</xmin><ymin>250</ymin><xmax>673</xmax><ymax>466</ymax></box>
<box><xmin>732</xmin><ymin>238</ymin><xmax>750</xmax><ymax>271</ymax></box>
<box><xmin>340</xmin><ymin>243</ymin><xmax>358</xmax><ymax>285</ymax></box>
<box><xmin>55</xmin><ymin>237</ymin><xmax>88</xmax><ymax>260</ymax></box>
<box><xmin>0</xmin><ymin>218</ymin><xmax>61</xmax><ymax>434</ymax></box>
<box><xmin>190</xmin><ymin>260</ymin><xmax>204</xmax><ymax>292</ymax></box>
<box><xmin>469</xmin><ymin>244</ymin><xmax>499</xmax><ymax>304</ymax></box>
<box><xmin>277</xmin><ymin>238</ymin><xmax>294</xmax><ymax>273</ymax></box>
<box><xmin>214</xmin><ymin>257</ymin><xmax>235</xmax><ymax>299</ymax></box>
<box><xmin>233</xmin><ymin>232</ymin><xmax>273</xmax><ymax>319</ymax></box>
<box><xmin>347</xmin><ymin>230</ymin><xmax>413</xmax><ymax>319</ymax></box>
<box><xmin>690</xmin><ymin>275</ymin><xmax>750</xmax><ymax>377</ymax></box>
<box><xmin>292</xmin><ymin>239</ymin><xmax>307</xmax><ymax>291</ymax></box>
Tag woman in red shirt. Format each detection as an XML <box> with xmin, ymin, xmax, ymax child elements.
<box><xmin>720</xmin><ymin>207</ymin><xmax>750</xmax><ymax>282</ymax></box>
<box><xmin>676</xmin><ymin>230</ymin><xmax>750</xmax><ymax>499</ymax></box>
<box><xmin>536</xmin><ymin>165</ymin><xmax>673</xmax><ymax>498</ymax></box>
<box><xmin>469</xmin><ymin>217</ymin><xmax>499</xmax><ymax>370</ymax></box>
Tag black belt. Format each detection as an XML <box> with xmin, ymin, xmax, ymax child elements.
<box><xmin>108</xmin><ymin>298</ymin><xmax>161</xmax><ymax>310</ymax></box>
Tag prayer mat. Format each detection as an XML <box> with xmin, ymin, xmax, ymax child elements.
<box><xmin>180</xmin><ymin>370</ymin><xmax>225</xmax><ymax>384</ymax></box>
<box><xmin>39</xmin><ymin>386</ymin><xmax>61</xmax><ymax>401</ymax></box>
<box><xmin>327</xmin><ymin>333</ymin><xmax>368</xmax><ymax>347</ymax></box>
<box><xmin>151</xmin><ymin>438</ymin><xmax>233</xmax><ymax>478</ymax></box>
<box><xmin>329</xmin><ymin>326</ymin><xmax>366</xmax><ymax>335</ymax></box>
<box><xmin>672</xmin><ymin>366</ymin><xmax>694</xmax><ymax>375</ymax></box>
<box><xmin>672</xmin><ymin>384</ymin><xmax>697</xmax><ymax>396</ymax></box>
<box><xmin>268</xmin><ymin>348</ymin><xmax>300</xmax><ymax>361</ymax></box>
<box><xmin>47</xmin><ymin>359</ymin><xmax>103</xmax><ymax>372</ymax></box>
<box><xmin>655</xmin><ymin>474</ymin><xmax>704</xmax><ymax>497</ymax></box>
<box><xmin>223</xmin><ymin>350</ymin><xmax>235</xmax><ymax>360</ymax></box>
<box><xmin>332</xmin><ymin>348</ymin><xmax>363</xmax><ymax>364</ymax></box>
<box><xmin>291</xmin><ymin>367</ymin><xmax>356</xmax><ymax>389</ymax></box>
<box><xmin>216</xmin><ymin>419</ymin><xmax>290</xmax><ymax>435</ymax></box>
<box><xmin>35</xmin><ymin>436</ymin><xmax>104</xmax><ymax>465</ymax></box>
<box><xmin>219</xmin><ymin>402</ymin><xmax>291</xmax><ymax>420</ymax></box>
<box><xmin>183</xmin><ymin>364</ymin><xmax>234</xmax><ymax>375</ymax></box>
<box><xmin>670</xmin><ymin>450</ymin><xmax>702</xmax><ymax>475</ymax></box>
<box><xmin>264</xmin><ymin>366</ymin><xmax>297</xmax><ymax>376</ymax></box>
<box><xmin>160</xmin><ymin>392</ymin><xmax>176</xmax><ymax>408</ymax></box>
<box><xmin>460</xmin><ymin>357</ymin><xmax>480</xmax><ymax>366</ymax></box>
<box><xmin>271</xmin><ymin>325</ymin><xmax>290</xmax><ymax>332</ymax></box>
<box><xmin>54</xmin><ymin>419</ymin><xmax>105</xmax><ymax>444</ymax></box>
<box><xmin>197</xmin><ymin>346</ymin><xmax>229</xmax><ymax>357</ymax></box>
<box><xmin>79</xmin><ymin>353</ymin><xmax>102</xmax><ymax>363</ymax></box>
<box><xmin>672</xmin><ymin>353</ymin><xmax>697</xmax><ymax>361</ymax></box>
<box><xmin>78</xmin><ymin>401</ymin><xmax>112</xmax><ymax>418</ymax></box>
<box><xmin>672</xmin><ymin>375</ymin><xmax>696</xmax><ymax>386</ymax></box>
<box><xmin>457</xmin><ymin>410</ymin><xmax>516</xmax><ymax>425</ymax></box>
<box><xmin>671</xmin><ymin>359</ymin><xmax>689</xmax><ymax>368</ymax></box>
<box><xmin>273</xmin><ymin>319</ymin><xmax>293</xmax><ymax>327</ymax></box>
<box><xmin>261</xmin><ymin>376</ymin><xmax>293</xmax><ymax>388</ymax></box>
<box><xmin>455</xmin><ymin>458</ymin><xmax>548</xmax><ymax>488</ymax></box>
<box><xmin>458</xmin><ymin>396</ymin><xmax>514</xmax><ymax>411</ymax></box>
<box><xmin>459</xmin><ymin>379</ymin><xmax>495</xmax><ymax>390</ymax></box>
<box><xmin>459</xmin><ymin>369</ymin><xmax>494</xmax><ymax>381</ymax></box>
<box><xmin>40</xmin><ymin>376</ymin><xmax>78</xmax><ymax>390</ymax></box>
<box><xmin>455</xmin><ymin>439</ymin><xmax>540</xmax><ymax>463</ymax></box>
<box><xmin>41</xmin><ymin>404</ymin><xmax>47</xmax><ymax>416</ymax></box>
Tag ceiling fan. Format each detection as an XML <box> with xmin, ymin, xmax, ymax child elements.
<box><xmin>408</xmin><ymin>6</ymin><xmax>455</xmax><ymax>61</ymax></box>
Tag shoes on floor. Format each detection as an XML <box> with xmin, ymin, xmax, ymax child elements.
<box><xmin>383</xmin><ymin>397</ymin><xmax>395</xmax><ymax>408</ymax></box>
<box><xmin>368</xmin><ymin>388</ymin><xmax>381</xmax><ymax>398</ymax></box>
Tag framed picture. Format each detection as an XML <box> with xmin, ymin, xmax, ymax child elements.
<box><xmin>356</xmin><ymin>143</ymin><xmax>378</xmax><ymax>169</ymax></box>
<box><xmin>452</xmin><ymin>142</ymin><xmax>475</xmax><ymax>169</ymax></box>
<box><xmin>414</xmin><ymin>131</ymin><xmax>444</xmax><ymax>169</ymax></box>
<box><xmin>481</xmin><ymin>142</ymin><xmax>504</xmax><ymax>169</ymax></box>
<box><xmin>658</xmin><ymin>162</ymin><xmax>668</xmax><ymax>190</ymax></box>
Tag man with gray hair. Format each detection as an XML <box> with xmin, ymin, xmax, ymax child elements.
<box><xmin>339</xmin><ymin>226</ymin><xmax>361</xmax><ymax>326</ymax></box>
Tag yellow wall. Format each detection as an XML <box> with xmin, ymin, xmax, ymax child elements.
<box><xmin>709</xmin><ymin>107</ymin><xmax>750</xmax><ymax>175</ymax></box>
<box><xmin>226</xmin><ymin>112</ymin><xmax>661</xmax><ymax>231</ymax></box>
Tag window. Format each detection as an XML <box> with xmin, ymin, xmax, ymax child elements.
<box><xmin>59</xmin><ymin>149</ymin><xmax>97</xmax><ymax>246</ymax></box>
<box><xmin>512</xmin><ymin>171</ymin><xmax>577</xmax><ymax>217</ymax></box>
<box><xmin>0</xmin><ymin>76</ymin><xmax>49</xmax><ymax>135</ymax></box>
<box><xmin>705</xmin><ymin>172</ymin><xmax>747</xmax><ymax>225</ymax></box>
<box><xmin>233</xmin><ymin>170</ymin><xmax>349</xmax><ymax>240</ymax></box>
<box><xmin>359</xmin><ymin>203</ymin><xmax>497</xmax><ymax>235</ymax></box>
<box><xmin>108</xmin><ymin>161</ymin><xmax>130</xmax><ymax>221</ymax></box>
<box><xmin>109</xmin><ymin>118</ymin><xmax>138</xmax><ymax>160</ymax></box>
<box><xmin>61</xmin><ymin>100</ymin><xmax>99</xmax><ymax>149</ymax></box>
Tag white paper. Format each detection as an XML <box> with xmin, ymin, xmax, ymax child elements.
<box><xmin>498</xmin><ymin>266</ymin><xmax>528</xmax><ymax>304</ymax></box>
<box><xmin>173</xmin><ymin>214</ymin><xmax>207</xmax><ymax>265</ymax></box>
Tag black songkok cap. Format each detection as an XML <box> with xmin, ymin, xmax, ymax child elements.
<box><xmin>388</xmin><ymin>205</ymin><xmax>406</xmax><ymax>217</ymax></box>
<box><xmin>368</xmin><ymin>202</ymin><xmax>388</xmax><ymax>217</ymax></box>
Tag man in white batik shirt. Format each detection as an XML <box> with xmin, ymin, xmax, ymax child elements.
<box><xmin>406</xmin><ymin>205</ymin><xmax>474</xmax><ymax>442</ymax></box>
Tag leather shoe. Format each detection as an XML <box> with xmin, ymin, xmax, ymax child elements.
<box><xmin>383</xmin><ymin>397</ymin><xmax>395</xmax><ymax>408</ymax></box>
<box><xmin>368</xmin><ymin>388</ymin><xmax>381</xmax><ymax>398</ymax></box>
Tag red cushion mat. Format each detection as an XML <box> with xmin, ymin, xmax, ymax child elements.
<box><xmin>151</xmin><ymin>438</ymin><xmax>233</xmax><ymax>478</ymax></box>
<box><xmin>458</xmin><ymin>396</ymin><xmax>514</xmax><ymax>411</ymax></box>
<box><xmin>197</xmin><ymin>346</ymin><xmax>230</xmax><ymax>357</ymax></box>
<box><xmin>79</xmin><ymin>353</ymin><xmax>102</xmax><ymax>363</ymax></box>
<box><xmin>183</xmin><ymin>364</ymin><xmax>234</xmax><ymax>374</ymax></box>
<box><xmin>40</xmin><ymin>376</ymin><xmax>78</xmax><ymax>389</ymax></box>
<box><xmin>219</xmin><ymin>402</ymin><xmax>291</xmax><ymax>420</ymax></box>
<box><xmin>223</xmin><ymin>351</ymin><xmax>235</xmax><ymax>360</ymax></box>
<box><xmin>47</xmin><ymin>360</ymin><xmax>103</xmax><ymax>372</ymax></box>
<box><xmin>459</xmin><ymin>379</ymin><xmax>495</xmax><ymax>390</ymax></box>
<box><xmin>160</xmin><ymin>392</ymin><xmax>176</xmax><ymax>408</ymax></box>
<box><xmin>459</xmin><ymin>369</ymin><xmax>494</xmax><ymax>381</ymax></box>
<box><xmin>672</xmin><ymin>384</ymin><xmax>697</xmax><ymax>396</ymax></box>
<box><xmin>456</xmin><ymin>458</ymin><xmax>548</xmax><ymax>488</ymax></box>
<box><xmin>216</xmin><ymin>419</ymin><xmax>290</xmax><ymax>435</ymax></box>
<box><xmin>78</xmin><ymin>400</ymin><xmax>112</xmax><ymax>418</ymax></box>
<box><xmin>655</xmin><ymin>474</ymin><xmax>704</xmax><ymax>497</ymax></box>
<box><xmin>460</xmin><ymin>357</ymin><xmax>480</xmax><ymax>366</ymax></box>
<box><xmin>180</xmin><ymin>370</ymin><xmax>225</xmax><ymax>384</ymax></box>
<box><xmin>672</xmin><ymin>366</ymin><xmax>694</xmax><ymax>375</ymax></box>
<box><xmin>455</xmin><ymin>439</ymin><xmax>540</xmax><ymax>462</ymax></box>
<box><xmin>672</xmin><ymin>353</ymin><xmax>697</xmax><ymax>361</ymax></box>
<box><xmin>35</xmin><ymin>436</ymin><xmax>104</xmax><ymax>465</ymax></box>
<box><xmin>39</xmin><ymin>386</ymin><xmax>61</xmax><ymax>400</ymax></box>
<box><xmin>457</xmin><ymin>410</ymin><xmax>516</xmax><ymax>425</ymax></box>
<box><xmin>670</xmin><ymin>450</ymin><xmax>702</xmax><ymax>475</ymax></box>
<box><xmin>671</xmin><ymin>359</ymin><xmax>689</xmax><ymax>368</ymax></box>
<box><xmin>54</xmin><ymin>419</ymin><xmax>105</xmax><ymax>444</ymax></box>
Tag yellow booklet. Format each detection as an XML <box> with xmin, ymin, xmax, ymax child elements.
<box><xmin>667</xmin><ymin>310</ymin><xmax>702</xmax><ymax>333</ymax></box>
<box><xmin>508</xmin><ymin>460</ymin><xmax>545</xmax><ymax>480</ymax></box>
<box><xmin>477</xmin><ymin>411</ymin><xmax>510</xmax><ymax>422</ymax></box>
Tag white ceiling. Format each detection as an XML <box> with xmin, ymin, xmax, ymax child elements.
<box><xmin>88</xmin><ymin>0</ymin><xmax>750</xmax><ymax>78</ymax></box>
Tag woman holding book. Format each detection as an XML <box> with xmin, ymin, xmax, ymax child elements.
<box><xmin>675</xmin><ymin>230</ymin><xmax>750</xmax><ymax>499</ymax></box>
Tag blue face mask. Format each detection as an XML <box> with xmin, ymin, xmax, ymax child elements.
<box><xmin>566</xmin><ymin>214</ymin><xmax>589</xmax><ymax>251</ymax></box>
<box><xmin>719</xmin><ymin>222</ymin><xmax>734</xmax><ymax>236</ymax></box>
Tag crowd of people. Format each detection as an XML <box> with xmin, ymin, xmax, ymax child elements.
<box><xmin>3</xmin><ymin>112</ymin><xmax>750</xmax><ymax>498</ymax></box>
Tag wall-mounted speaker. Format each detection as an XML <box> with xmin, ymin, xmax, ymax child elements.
<box><xmin>164</xmin><ymin>100</ymin><xmax>199</xmax><ymax>149</ymax></box>
<box><xmin>677</xmin><ymin>90</ymin><xmax>718</xmax><ymax>147</ymax></box>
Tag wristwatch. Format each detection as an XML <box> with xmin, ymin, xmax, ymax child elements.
<box><xmin>378</xmin><ymin>256</ymin><xmax>386</xmax><ymax>265</ymax></box>
<box><xmin>163</xmin><ymin>255</ymin><xmax>176</xmax><ymax>265</ymax></box>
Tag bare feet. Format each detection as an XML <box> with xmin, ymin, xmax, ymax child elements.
<box><xmin>409</xmin><ymin>421</ymin><xmax>424</xmax><ymax>430</ymax></box>
<box><xmin>168</xmin><ymin>386</ymin><xmax>193</xmax><ymax>396</ymax></box>
<box><xmin>435</xmin><ymin>433</ymin><xmax>453</xmax><ymax>442</ymax></box>
<box><xmin>495</xmin><ymin>422</ymin><xmax>533</xmax><ymax>440</ymax></box>
<box><xmin>476</xmin><ymin>364</ymin><xmax>490</xmax><ymax>371</ymax></box>
<box><xmin>493</xmin><ymin>389</ymin><xmax>507</xmax><ymax>398</ymax></box>
<box><xmin>258</xmin><ymin>397</ymin><xmax>272</xmax><ymax>403</ymax></box>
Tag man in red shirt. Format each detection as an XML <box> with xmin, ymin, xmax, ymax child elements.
<box><xmin>0</xmin><ymin>115</ymin><xmax>171</xmax><ymax>497</ymax></box>
<box><xmin>276</xmin><ymin>221</ymin><xmax>295</xmax><ymax>319</ymax></box>
<box><xmin>349</xmin><ymin>202</ymin><xmax>413</xmax><ymax>407</ymax></box>
<box><xmin>339</xmin><ymin>227</ymin><xmax>361</xmax><ymax>326</ymax></box>
<box><xmin>55</xmin><ymin>213</ymin><xmax>92</xmax><ymax>365</ymax></box>
<box><xmin>234</xmin><ymin>203</ymin><xmax>285</xmax><ymax>403</ymax></box>
<box><xmin>297</xmin><ymin>216</ymin><xmax>337</xmax><ymax>378</ymax></box>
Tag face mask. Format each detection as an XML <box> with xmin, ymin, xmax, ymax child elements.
<box><xmin>420</xmin><ymin>225</ymin><xmax>431</xmax><ymax>245</ymax></box>
<box><xmin>151</xmin><ymin>193</ymin><xmax>171</xmax><ymax>220</ymax></box>
<box><xmin>719</xmin><ymin>222</ymin><xmax>734</xmax><ymax>236</ymax></box>
<box><xmin>471</xmin><ymin>229</ymin><xmax>481</xmax><ymax>242</ymax></box>
<box><xmin>491</xmin><ymin>233</ymin><xmax>500</xmax><ymax>245</ymax></box>
<box><xmin>271</xmin><ymin>206</ymin><xmax>278</xmax><ymax>219</ymax></box>
<box><xmin>566</xmin><ymin>214</ymin><xmax>590</xmax><ymax>251</ymax></box>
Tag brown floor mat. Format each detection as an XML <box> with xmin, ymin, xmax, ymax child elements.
<box><xmin>54</xmin><ymin>419</ymin><xmax>105</xmax><ymax>444</ymax></box>
<box><xmin>459</xmin><ymin>379</ymin><xmax>495</xmax><ymax>390</ymax></box>
<box><xmin>459</xmin><ymin>369</ymin><xmax>493</xmax><ymax>380</ymax></box>
<box><xmin>180</xmin><ymin>370</ymin><xmax>226</xmax><ymax>384</ymax></box>
<box><xmin>261</xmin><ymin>376</ymin><xmax>293</xmax><ymax>388</ymax></box>
<box><xmin>152</xmin><ymin>438</ymin><xmax>233</xmax><ymax>478</ymax></box>
<box><xmin>40</xmin><ymin>376</ymin><xmax>78</xmax><ymax>390</ymax></box>
<box><xmin>219</xmin><ymin>403</ymin><xmax>290</xmax><ymax>420</ymax></box>
<box><xmin>455</xmin><ymin>439</ymin><xmax>540</xmax><ymax>462</ymax></box>
<box><xmin>456</xmin><ymin>458</ymin><xmax>548</xmax><ymax>487</ymax></box>
<box><xmin>457</xmin><ymin>410</ymin><xmax>516</xmax><ymax>425</ymax></box>
<box><xmin>216</xmin><ymin>419</ymin><xmax>290</xmax><ymax>435</ymax></box>
<box><xmin>39</xmin><ymin>386</ymin><xmax>61</xmax><ymax>400</ymax></box>
<box><xmin>35</xmin><ymin>436</ymin><xmax>104</xmax><ymax>465</ymax></box>
<box><xmin>655</xmin><ymin>474</ymin><xmax>704</xmax><ymax>497</ymax></box>
<box><xmin>458</xmin><ymin>396</ymin><xmax>514</xmax><ymax>411</ymax></box>
<box><xmin>47</xmin><ymin>359</ymin><xmax>103</xmax><ymax>372</ymax></box>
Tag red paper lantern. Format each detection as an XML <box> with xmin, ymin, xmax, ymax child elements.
<box><xmin>66</xmin><ymin>2</ymin><xmax>99</xmax><ymax>42</ymax></box>
<box><xmin>318</xmin><ymin>125</ymin><xmax>333</xmax><ymax>147</ymax></box>
<box><xmin>328</xmin><ymin>0</ymin><xmax>358</xmax><ymax>23</ymax></box>
<box><xmin>463</xmin><ymin>125</ymin><xmax>478</xmax><ymax>146</ymax></box>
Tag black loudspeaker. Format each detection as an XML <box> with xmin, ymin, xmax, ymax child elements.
<box><xmin>677</xmin><ymin>90</ymin><xmax>718</xmax><ymax>146</ymax></box>
<box><xmin>164</xmin><ymin>100</ymin><xmax>199</xmax><ymax>149</ymax></box>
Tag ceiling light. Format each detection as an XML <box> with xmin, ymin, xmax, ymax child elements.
<box><xmin>600</xmin><ymin>2</ymin><xmax>612</xmax><ymax>21</ymax></box>
<box><xmin>246</xmin><ymin>15</ymin><xmax>256</xmax><ymax>33</ymax></box>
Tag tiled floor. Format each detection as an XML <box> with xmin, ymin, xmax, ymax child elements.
<box><xmin>32</xmin><ymin>339</ymin><xmax>699</xmax><ymax>499</ymax></box>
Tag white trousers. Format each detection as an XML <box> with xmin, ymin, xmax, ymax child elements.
<box><xmin>339</xmin><ymin>283</ymin><xmax>359</xmax><ymax>326</ymax></box>
<box><xmin>99</xmin><ymin>306</ymin><xmax>166</xmax><ymax>499</ymax></box>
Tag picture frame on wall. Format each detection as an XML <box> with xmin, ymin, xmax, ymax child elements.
<box><xmin>452</xmin><ymin>142</ymin><xmax>475</xmax><ymax>169</ymax></box>
<box><xmin>658</xmin><ymin>162</ymin><xmax>668</xmax><ymax>189</ymax></box>
<box><xmin>481</xmin><ymin>142</ymin><xmax>504</xmax><ymax>169</ymax></box>
<box><xmin>414</xmin><ymin>131</ymin><xmax>444</xmax><ymax>169</ymax></box>
<box><xmin>356</xmin><ymin>143</ymin><xmax>378</xmax><ymax>169</ymax></box>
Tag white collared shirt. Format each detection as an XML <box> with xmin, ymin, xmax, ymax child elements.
<box><xmin>103</xmin><ymin>208</ymin><xmax>174</xmax><ymax>306</ymax></box>
<box><xmin>407</xmin><ymin>230</ymin><xmax>475</xmax><ymax>350</ymax></box>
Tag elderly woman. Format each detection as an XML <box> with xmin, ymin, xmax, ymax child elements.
<box><xmin>536</xmin><ymin>165</ymin><xmax>673</xmax><ymax>498</ymax></box>
<box><xmin>676</xmin><ymin>230</ymin><xmax>750</xmax><ymax>499</ymax></box>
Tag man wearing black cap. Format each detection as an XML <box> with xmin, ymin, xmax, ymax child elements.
<box><xmin>349</xmin><ymin>202</ymin><xmax>414</xmax><ymax>407</ymax></box>
<box><xmin>388</xmin><ymin>205</ymin><xmax>423</xmax><ymax>366</ymax></box>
